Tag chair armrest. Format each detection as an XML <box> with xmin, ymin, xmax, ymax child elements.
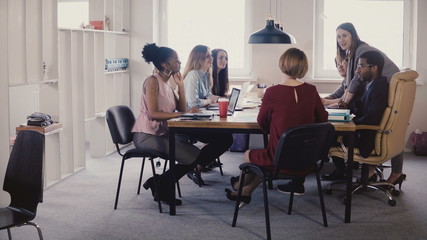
<box><xmin>355</xmin><ymin>125</ymin><xmax>380</xmax><ymax>131</ymax></box>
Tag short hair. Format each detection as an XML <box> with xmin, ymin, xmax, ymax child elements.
<box><xmin>279</xmin><ymin>48</ymin><xmax>308</xmax><ymax>79</ymax></box>
<box><xmin>141</xmin><ymin>43</ymin><xmax>175</xmax><ymax>71</ymax></box>
<box><xmin>359</xmin><ymin>51</ymin><xmax>384</xmax><ymax>76</ymax></box>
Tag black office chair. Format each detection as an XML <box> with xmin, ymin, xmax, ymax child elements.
<box><xmin>231</xmin><ymin>123</ymin><xmax>335</xmax><ymax>240</ymax></box>
<box><xmin>0</xmin><ymin>130</ymin><xmax>45</xmax><ymax>240</ymax></box>
<box><xmin>106</xmin><ymin>105</ymin><xmax>181</xmax><ymax>213</ymax></box>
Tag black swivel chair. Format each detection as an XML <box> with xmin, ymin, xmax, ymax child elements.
<box><xmin>232</xmin><ymin>123</ymin><xmax>335</xmax><ymax>240</ymax></box>
<box><xmin>0</xmin><ymin>130</ymin><xmax>45</xmax><ymax>240</ymax></box>
<box><xmin>106</xmin><ymin>105</ymin><xmax>181</xmax><ymax>213</ymax></box>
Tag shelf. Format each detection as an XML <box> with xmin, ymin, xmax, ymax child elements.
<box><xmin>9</xmin><ymin>79</ymin><xmax>59</xmax><ymax>87</ymax></box>
<box><xmin>16</xmin><ymin>123</ymin><xmax>63</xmax><ymax>135</ymax></box>
<box><xmin>59</xmin><ymin>27</ymin><xmax>128</xmax><ymax>35</ymax></box>
<box><xmin>95</xmin><ymin>112</ymin><xmax>106</xmax><ymax>118</ymax></box>
<box><xmin>105</xmin><ymin>70</ymin><xmax>129</xmax><ymax>74</ymax></box>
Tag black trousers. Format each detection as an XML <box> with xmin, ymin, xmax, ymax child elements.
<box><xmin>158</xmin><ymin>133</ymin><xmax>233</xmax><ymax>199</ymax></box>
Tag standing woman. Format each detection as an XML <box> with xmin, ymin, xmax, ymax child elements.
<box><xmin>335</xmin><ymin>22</ymin><xmax>399</xmax><ymax>110</ymax></box>
<box><xmin>326</xmin><ymin>22</ymin><xmax>405</xmax><ymax>185</ymax></box>
<box><xmin>211</xmin><ymin>48</ymin><xmax>229</xmax><ymax>97</ymax></box>
<box><xmin>226</xmin><ymin>48</ymin><xmax>328</xmax><ymax>204</ymax></box>
<box><xmin>182</xmin><ymin>45</ymin><xmax>233</xmax><ymax>185</ymax></box>
<box><xmin>133</xmin><ymin>43</ymin><xmax>201</xmax><ymax>205</ymax></box>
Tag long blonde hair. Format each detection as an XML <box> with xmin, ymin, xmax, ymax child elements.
<box><xmin>183</xmin><ymin>45</ymin><xmax>212</xmax><ymax>82</ymax></box>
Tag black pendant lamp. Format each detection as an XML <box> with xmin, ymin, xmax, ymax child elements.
<box><xmin>248</xmin><ymin>0</ymin><xmax>295</xmax><ymax>44</ymax></box>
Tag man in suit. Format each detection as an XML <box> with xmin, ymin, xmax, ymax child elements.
<box><xmin>352</xmin><ymin>51</ymin><xmax>388</xmax><ymax>157</ymax></box>
<box><xmin>322</xmin><ymin>51</ymin><xmax>388</xmax><ymax>180</ymax></box>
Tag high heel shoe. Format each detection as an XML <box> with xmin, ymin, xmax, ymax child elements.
<box><xmin>144</xmin><ymin>177</ymin><xmax>182</xmax><ymax>206</ymax></box>
<box><xmin>391</xmin><ymin>173</ymin><xmax>406</xmax><ymax>190</ymax></box>
<box><xmin>230</xmin><ymin>176</ymin><xmax>240</xmax><ymax>191</ymax></box>
<box><xmin>143</xmin><ymin>177</ymin><xmax>157</xmax><ymax>197</ymax></box>
<box><xmin>368</xmin><ymin>174</ymin><xmax>378</xmax><ymax>183</ymax></box>
<box><xmin>225</xmin><ymin>189</ymin><xmax>251</xmax><ymax>209</ymax></box>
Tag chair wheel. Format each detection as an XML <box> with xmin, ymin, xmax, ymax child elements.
<box><xmin>391</xmin><ymin>189</ymin><xmax>400</xmax><ymax>196</ymax></box>
<box><xmin>388</xmin><ymin>199</ymin><xmax>396</xmax><ymax>206</ymax></box>
<box><xmin>324</xmin><ymin>188</ymin><xmax>332</xmax><ymax>195</ymax></box>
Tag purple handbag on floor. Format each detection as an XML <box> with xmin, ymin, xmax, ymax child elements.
<box><xmin>229</xmin><ymin>134</ymin><xmax>250</xmax><ymax>152</ymax></box>
<box><xmin>411</xmin><ymin>131</ymin><xmax>427</xmax><ymax>156</ymax></box>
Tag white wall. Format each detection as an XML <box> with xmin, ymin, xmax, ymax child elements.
<box><xmin>130</xmin><ymin>0</ymin><xmax>158</xmax><ymax>114</ymax></box>
<box><xmin>0</xmin><ymin>0</ymin><xmax>10</xmax><ymax>206</ymax></box>
<box><xmin>408</xmin><ymin>0</ymin><xmax>427</xmax><ymax>143</ymax></box>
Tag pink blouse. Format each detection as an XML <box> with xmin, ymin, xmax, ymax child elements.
<box><xmin>132</xmin><ymin>73</ymin><xmax>176</xmax><ymax>136</ymax></box>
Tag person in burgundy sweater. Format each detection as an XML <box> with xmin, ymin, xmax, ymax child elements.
<box><xmin>225</xmin><ymin>48</ymin><xmax>328</xmax><ymax>207</ymax></box>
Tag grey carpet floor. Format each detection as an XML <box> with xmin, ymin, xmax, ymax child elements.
<box><xmin>2</xmin><ymin>150</ymin><xmax>427</xmax><ymax>240</ymax></box>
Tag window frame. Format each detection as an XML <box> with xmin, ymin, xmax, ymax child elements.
<box><xmin>313</xmin><ymin>0</ymin><xmax>415</xmax><ymax>79</ymax></box>
<box><xmin>158</xmin><ymin>0</ymin><xmax>252</xmax><ymax>77</ymax></box>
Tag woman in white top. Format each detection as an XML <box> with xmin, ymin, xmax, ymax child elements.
<box><xmin>183</xmin><ymin>45</ymin><xmax>220</xmax><ymax>108</ymax></box>
<box><xmin>182</xmin><ymin>45</ymin><xmax>233</xmax><ymax>185</ymax></box>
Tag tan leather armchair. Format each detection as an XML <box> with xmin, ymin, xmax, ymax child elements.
<box><xmin>329</xmin><ymin>69</ymin><xmax>418</xmax><ymax>205</ymax></box>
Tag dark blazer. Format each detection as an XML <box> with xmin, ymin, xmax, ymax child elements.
<box><xmin>353</xmin><ymin>76</ymin><xmax>389</xmax><ymax>158</ymax></box>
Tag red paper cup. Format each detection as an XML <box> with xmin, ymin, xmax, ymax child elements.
<box><xmin>218</xmin><ymin>98</ymin><xmax>229</xmax><ymax>117</ymax></box>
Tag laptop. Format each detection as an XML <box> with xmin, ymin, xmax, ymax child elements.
<box><xmin>206</xmin><ymin>88</ymin><xmax>241</xmax><ymax>116</ymax></box>
<box><xmin>236</xmin><ymin>81</ymin><xmax>250</xmax><ymax>109</ymax></box>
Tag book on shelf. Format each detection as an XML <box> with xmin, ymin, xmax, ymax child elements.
<box><xmin>326</xmin><ymin>109</ymin><xmax>352</xmax><ymax>122</ymax></box>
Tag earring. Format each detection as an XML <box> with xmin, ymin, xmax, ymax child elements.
<box><xmin>163</xmin><ymin>68</ymin><xmax>172</xmax><ymax>77</ymax></box>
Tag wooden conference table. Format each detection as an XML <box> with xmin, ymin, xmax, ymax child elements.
<box><xmin>167</xmin><ymin>109</ymin><xmax>356</xmax><ymax>223</ymax></box>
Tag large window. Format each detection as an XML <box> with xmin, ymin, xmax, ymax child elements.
<box><xmin>58</xmin><ymin>0</ymin><xmax>89</xmax><ymax>29</ymax></box>
<box><xmin>315</xmin><ymin>0</ymin><xmax>412</xmax><ymax>78</ymax></box>
<box><xmin>160</xmin><ymin>0</ymin><xmax>249</xmax><ymax>76</ymax></box>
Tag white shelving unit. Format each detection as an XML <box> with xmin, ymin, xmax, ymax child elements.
<box><xmin>4</xmin><ymin>0</ymin><xmax>64</xmax><ymax>188</ymax></box>
<box><xmin>2</xmin><ymin>0</ymin><xmax>130</xmax><ymax>190</ymax></box>
<box><xmin>59</xmin><ymin>0</ymin><xmax>131</xmax><ymax>158</ymax></box>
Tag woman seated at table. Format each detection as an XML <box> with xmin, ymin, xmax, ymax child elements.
<box><xmin>322</xmin><ymin>56</ymin><xmax>348</xmax><ymax>108</ymax></box>
<box><xmin>133</xmin><ymin>43</ymin><xmax>215</xmax><ymax>205</ymax></box>
<box><xmin>182</xmin><ymin>45</ymin><xmax>233</xmax><ymax>185</ymax></box>
<box><xmin>226</xmin><ymin>48</ymin><xmax>328</xmax><ymax>206</ymax></box>
<box><xmin>211</xmin><ymin>48</ymin><xmax>229</xmax><ymax>97</ymax></box>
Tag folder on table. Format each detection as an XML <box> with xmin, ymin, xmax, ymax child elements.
<box><xmin>326</xmin><ymin>109</ymin><xmax>351</xmax><ymax>122</ymax></box>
